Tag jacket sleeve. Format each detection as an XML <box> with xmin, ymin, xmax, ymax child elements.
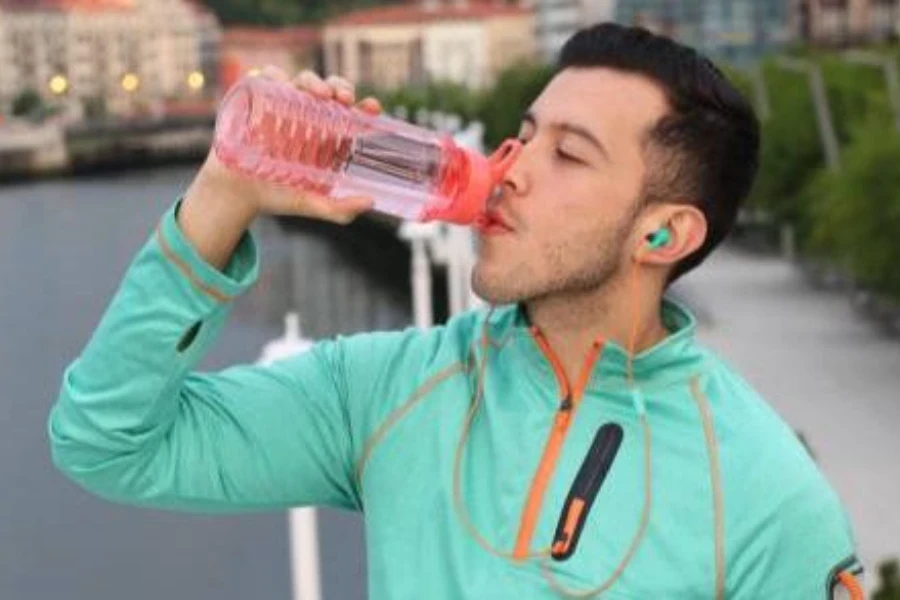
<box><xmin>48</xmin><ymin>200</ymin><xmax>361</xmax><ymax>513</ymax></box>
<box><xmin>736</xmin><ymin>474</ymin><xmax>861</xmax><ymax>599</ymax></box>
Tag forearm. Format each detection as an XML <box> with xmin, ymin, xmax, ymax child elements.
<box><xmin>48</xmin><ymin>200</ymin><xmax>260</xmax><ymax>504</ymax></box>
<box><xmin>48</xmin><ymin>201</ymin><xmax>362</xmax><ymax>511</ymax></box>
<box><xmin>179</xmin><ymin>158</ymin><xmax>259</xmax><ymax>271</ymax></box>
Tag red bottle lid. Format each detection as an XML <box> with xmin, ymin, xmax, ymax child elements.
<box><xmin>426</xmin><ymin>138</ymin><xmax>522</xmax><ymax>225</ymax></box>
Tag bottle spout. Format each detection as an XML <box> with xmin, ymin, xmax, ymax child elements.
<box><xmin>423</xmin><ymin>138</ymin><xmax>523</xmax><ymax>225</ymax></box>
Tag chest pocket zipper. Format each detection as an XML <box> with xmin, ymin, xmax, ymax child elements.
<box><xmin>551</xmin><ymin>422</ymin><xmax>624</xmax><ymax>561</ymax></box>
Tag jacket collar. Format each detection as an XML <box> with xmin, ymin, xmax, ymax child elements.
<box><xmin>483</xmin><ymin>296</ymin><xmax>705</xmax><ymax>391</ymax></box>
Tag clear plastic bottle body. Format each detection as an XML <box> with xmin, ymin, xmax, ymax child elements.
<box><xmin>213</xmin><ymin>75</ymin><xmax>474</xmax><ymax>222</ymax></box>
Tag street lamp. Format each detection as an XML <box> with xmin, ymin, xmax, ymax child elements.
<box><xmin>842</xmin><ymin>50</ymin><xmax>900</xmax><ymax>133</ymax></box>
<box><xmin>774</xmin><ymin>56</ymin><xmax>841</xmax><ymax>172</ymax></box>
<box><xmin>187</xmin><ymin>70</ymin><xmax>205</xmax><ymax>92</ymax></box>
<box><xmin>121</xmin><ymin>72</ymin><xmax>140</xmax><ymax>93</ymax></box>
<box><xmin>48</xmin><ymin>74</ymin><xmax>69</xmax><ymax>96</ymax></box>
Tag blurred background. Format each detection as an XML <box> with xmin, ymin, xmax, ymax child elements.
<box><xmin>1</xmin><ymin>0</ymin><xmax>899</xmax><ymax>598</ymax></box>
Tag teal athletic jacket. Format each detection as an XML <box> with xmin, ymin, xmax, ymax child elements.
<box><xmin>49</xmin><ymin>201</ymin><xmax>863</xmax><ymax>599</ymax></box>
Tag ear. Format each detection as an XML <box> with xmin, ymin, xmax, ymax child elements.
<box><xmin>634</xmin><ymin>204</ymin><xmax>707</xmax><ymax>266</ymax></box>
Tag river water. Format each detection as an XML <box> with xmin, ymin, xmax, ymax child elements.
<box><xmin>1</xmin><ymin>166</ymin><xmax>898</xmax><ymax>599</ymax></box>
<box><xmin>0</xmin><ymin>165</ymin><xmax>399</xmax><ymax>600</ymax></box>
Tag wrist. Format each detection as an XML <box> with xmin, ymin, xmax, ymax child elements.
<box><xmin>178</xmin><ymin>156</ymin><xmax>260</xmax><ymax>270</ymax></box>
<box><xmin>191</xmin><ymin>154</ymin><xmax>260</xmax><ymax>222</ymax></box>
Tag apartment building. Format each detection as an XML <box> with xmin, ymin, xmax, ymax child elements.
<box><xmin>795</xmin><ymin>0</ymin><xmax>900</xmax><ymax>45</ymax></box>
<box><xmin>0</xmin><ymin>0</ymin><xmax>220</xmax><ymax>116</ymax></box>
<box><xmin>0</xmin><ymin>6</ymin><xmax>13</xmax><ymax>111</ymax></box>
<box><xmin>614</xmin><ymin>0</ymin><xmax>792</xmax><ymax>61</ymax></box>
<box><xmin>220</xmin><ymin>26</ymin><xmax>321</xmax><ymax>92</ymax></box>
<box><xmin>323</xmin><ymin>0</ymin><xmax>535</xmax><ymax>90</ymax></box>
<box><xmin>534</xmin><ymin>0</ymin><xmax>616</xmax><ymax>61</ymax></box>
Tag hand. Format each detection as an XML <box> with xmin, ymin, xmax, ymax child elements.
<box><xmin>197</xmin><ymin>66</ymin><xmax>384</xmax><ymax>225</ymax></box>
<box><xmin>179</xmin><ymin>67</ymin><xmax>384</xmax><ymax>270</ymax></box>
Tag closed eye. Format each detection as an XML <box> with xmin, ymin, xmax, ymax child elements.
<box><xmin>555</xmin><ymin>148</ymin><xmax>583</xmax><ymax>164</ymax></box>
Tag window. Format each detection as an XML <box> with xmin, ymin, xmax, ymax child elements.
<box><xmin>871</xmin><ymin>0</ymin><xmax>898</xmax><ymax>39</ymax></box>
<box><xmin>358</xmin><ymin>41</ymin><xmax>372</xmax><ymax>86</ymax></box>
<box><xmin>818</xmin><ymin>0</ymin><xmax>849</xmax><ymax>43</ymax></box>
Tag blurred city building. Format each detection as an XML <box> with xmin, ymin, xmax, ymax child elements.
<box><xmin>793</xmin><ymin>0</ymin><xmax>900</xmax><ymax>46</ymax></box>
<box><xmin>323</xmin><ymin>0</ymin><xmax>535</xmax><ymax>90</ymax></box>
<box><xmin>534</xmin><ymin>0</ymin><xmax>616</xmax><ymax>61</ymax></box>
<box><xmin>613</xmin><ymin>0</ymin><xmax>793</xmax><ymax>62</ymax></box>
<box><xmin>0</xmin><ymin>0</ymin><xmax>220</xmax><ymax>117</ymax></box>
<box><xmin>219</xmin><ymin>26</ymin><xmax>322</xmax><ymax>93</ymax></box>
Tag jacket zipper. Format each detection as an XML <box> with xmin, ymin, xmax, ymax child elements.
<box><xmin>512</xmin><ymin>328</ymin><xmax>604</xmax><ymax>560</ymax></box>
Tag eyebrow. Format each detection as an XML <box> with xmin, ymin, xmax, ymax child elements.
<box><xmin>522</xmin><ymin>110</ymin><xmax>610</xmax><ymax>160</ymax></box>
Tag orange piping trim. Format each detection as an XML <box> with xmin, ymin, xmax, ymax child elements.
<box><xmin>530</xmin><ymin>327</ymin><xmax>570</xmax><ymax>398</ymax></box>
<box><xmin>837</xmin><ymin>571</ymin><xmax>864</xmax><ymax>600</ymax></box>
<box><xmin>452</xmin><ymin>319</ymin><xmax>550</xmax><ymax>561</ymax></box>
<box><xmin>155</xmin><ymin>225</ymin><xmax>232</xmax><ymax>303</ymax></box>
<box><xmin>355</xmin><ymin>361</ymin><xmax>466</xmax><ymax>486</ymax></box>
<box><xmin>512</xmin><ymin>330</ymin><xmax>604</xmax><ymax>560</ymax></box>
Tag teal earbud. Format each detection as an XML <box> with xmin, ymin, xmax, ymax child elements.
<box><xmin>646</xmin><ymin>228</ymin><xmax>671</xmax><ymax>249</ymax></box>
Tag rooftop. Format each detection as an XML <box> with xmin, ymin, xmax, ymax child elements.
<box><xmin>222</xmin><ymin>26</ymin><xmax>321</xmax><ymax>47</ymax></box>
<box><xmin>329</xmin><ymin>0</ymin><xmax>529</xmax><ymax>27</ymax></box>
<box><xmin>1</xmin><ymin>0</ymin><xmax>133</xmax><ymax>11</ymax></box>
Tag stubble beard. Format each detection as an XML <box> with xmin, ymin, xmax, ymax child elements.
<box><xmin>471</xmin><ymin>216</ymin><xmax>635</xmax><ymax>306</ymax></box>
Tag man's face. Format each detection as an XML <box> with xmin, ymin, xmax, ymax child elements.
<box><xmin>472</xmin><ymin>67</ymin><xmax>670</xmax><ymax>305</ymax></box>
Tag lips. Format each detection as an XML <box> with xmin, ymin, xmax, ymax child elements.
<box><xmin>474</xmin><ymin>210</ymin><xmax>513</xmax><ymax>235</ymax></box>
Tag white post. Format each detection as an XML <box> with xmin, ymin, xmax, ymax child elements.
<box><xmin>411</xmin><ymin>237</ymin><xmax>434</xmax><ymax>328</ymax></box>
<box><xmin>442</xmin><ymin>226</ymin><xmax>463</xmax><ymax>316</ymax></box>
<box><xmin>289</xmin><ymin>508</ymin><xmax>322</xmax><ymax>600</ymax></box>
<box><xmin>748</xmin><ymin>62</ymin><xmax>771</xmax><ymax>122</ymax></box>
<box><xmin>780</xmin><ymin>223</ymin><xmax>796</xmax><ymax>262</ymax></box>
<box><xmin>256</xmin><ymin>314</ymin><xmax>322</xmax><ymax>600</ymax></box>
<box><xmin>392</xmin><ymin>104</ymin><xmax>409</xmax><ymax>122</ymax></box>
<box><xmin>843</xmin><ymin>50</ymin><xmax>900</xmax><ymax>133</ymax></box>
<box><xmin>399</xmin><ymin>222</ymin><xmax>439</xmax><ymax>329</ymax></box>
<box><xmin>774</xmin><ymin>57</ymin><xmax>841</xmax><ymax>172</ymax></box>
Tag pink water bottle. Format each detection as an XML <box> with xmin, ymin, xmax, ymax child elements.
<box><xmin>213</xmin><ymin>74</ymin><xmax>522</xmax><ymax>225</ymax></box>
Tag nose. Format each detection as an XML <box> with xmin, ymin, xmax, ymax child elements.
<box><xmin>499</xmin><ymin>139</ymin><xmax>531</xmax><ymax>198</ymax></box>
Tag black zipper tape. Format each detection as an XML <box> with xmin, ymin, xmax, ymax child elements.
<box><xmin>551</xmin><ymin>422</ymin><xmax>624</xmax><ymax>561</ymax></box>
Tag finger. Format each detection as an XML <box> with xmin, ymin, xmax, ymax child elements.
<box><xmin>330</xmin><ymin>196</ymin><xmax>375</xmax><ymax>224</ymax></box>
<box><xmin>293</xmin><ymin>70</ymin><xmax>332</xmax><ymax>98</ymax></box>
<box><xmin>355</xmin><ymin>97</ymin><xmax>383</xmax><ymax>116</ymax></box>
<box><xmin>298</xmin><ymin>193</ymin><xmax>373</xmax><ymax>224</ymax></box>
<box><xmin>260</xmin><ymin>65</ymin><xmax>290</xmax><ymax>82</ymax></box>
<box><xmin>325</xmin><ymin>75</ymin><xmax>355</xmax><ymax>105</ymax></box>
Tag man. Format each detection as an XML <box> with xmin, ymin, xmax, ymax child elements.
<box><xmin>49</xmin><ymin>24</ymin><xmax>862</xmax><ymax>598</ymax></box>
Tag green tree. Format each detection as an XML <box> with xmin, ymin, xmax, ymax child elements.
<box><xmin>374</xmin><ymin>62</ymin><xmax>553</xmax><ymax>151</ymax></box>
<box><xmin>203</xmin><ymin>0</ymin><xmax>399</xmax><ymax>25</ymax></box>
<box><xmin>476</xmin><ymin>61</ymin><xmax>554</xmax><ymax>149</ymax></box>
<box><xmin>82</xmin><ymin>96</ymin><xmax>107</xmax><ymax>122</ymax></box>
<box><xmin>378</xmin><ymin>81</ymin><xmax>481</xmax><ymax>127</ymax></box>
<box><xmin>874</xmin><ymin>559</ymin><xmax>900</xmax><ymax>600</ymax></box>
<box><xmin>12</xmin><ymin>89</ymin><xmax>44</xmax><ymax>119</ymax></box>
<box><xmin>809</xmin><ymin>104</ymin><xmax>900</xmax><ymax>298</ymax></box>
<box><xmin>746</xmin><ymin>60</ymin><xmax>826</xmax><ymax>236</ymax></box>
<box><xmin>746</xmin><ymin>52</ymin><xmax>889</xmax><ymax>245</ymax></box>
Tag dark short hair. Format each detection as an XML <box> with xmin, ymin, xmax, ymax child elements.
<box><xmin>558</xmin><ymin>23</ymin><xmax>761</xmax><ymax>283</ymax></box>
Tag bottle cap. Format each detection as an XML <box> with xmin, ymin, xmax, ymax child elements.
<box><xmin>427</xmin><ymin>138</ymin><xmax>522</xmax><ymax>225</ymax></box>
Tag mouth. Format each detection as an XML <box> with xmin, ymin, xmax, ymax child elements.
<box><xmin>474</xmin><ymin>210</ymin><xmax>514</xmax><ymax>236</ymax></box>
